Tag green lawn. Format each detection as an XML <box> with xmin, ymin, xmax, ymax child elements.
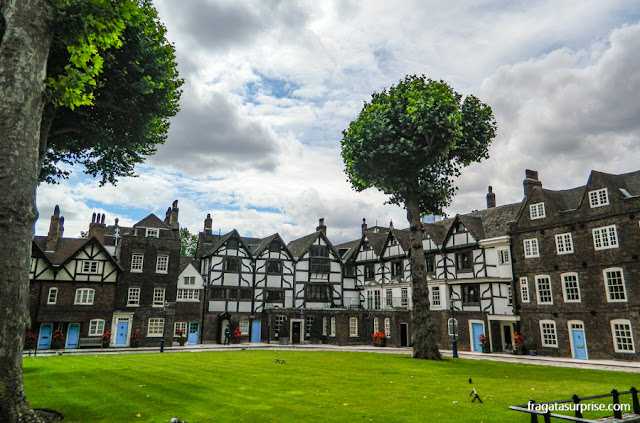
<box><xmin>23</xmin><ymin>351</ymin><xmax>638</xmax><ymax>422</ymax></box>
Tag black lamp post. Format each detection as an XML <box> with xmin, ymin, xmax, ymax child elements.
<box><xmin>449</xmin><ymin>295</ymin><xmax>458</xmax><ymax>358</ymax></box>
<box><xmin>160</xmin><ymin>300</ymin><xmax>168</xmax><ymax>353</ymax></box>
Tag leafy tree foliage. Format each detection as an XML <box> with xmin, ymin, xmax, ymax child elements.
<box><xmin>341</xmin><ymin>75</ymin><xmax>496</xmax><ymax>359</ymax></box>
<box><xmin>179</xmin><ymin>228</ymin><xmax>198</xmax><ymax>257</ymax></box>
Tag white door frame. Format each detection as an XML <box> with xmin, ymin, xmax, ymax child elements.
<box><xmin>567</xmin><ymin>320</ymin><xmax>588</xmax><ymax>359</ymax></box>
<box><xmin>111</xmin><ymin>313</ymin><xmax>134</xmax><ymax>347</ymax></box>
<box><xmin>468</xmin><ymin>319</ymin><xmax>485</xmax><ymax>352</ymax></box>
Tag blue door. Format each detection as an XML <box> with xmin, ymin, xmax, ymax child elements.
<box><xmin>472</xmin><ymin>322</ymin><xmax>484</xmax><ymax>352</ymax></box>
<box><xmin>571</xmin><ymin>324</ymin><xmax>587</xmax><ymax>359</ymax></box>
<box><xmin>38</xmin><ymin>324</ymin><xmax>52</xmax><ymax>350</ymax></box>
<box><xmin>251</xmin><ymin>321</ymin><xmax>261</xmax><ymax>343</ymax></box>
<box><xmin>66</xmin><ymin>324</ymin><xmax>80</xmax><ymax>349</ymax></box>
<box><xmin>188</xmin><ymin>323</ymin><xmax>199</xmax><ymax>345</ymax></box>
<box><xmin>115</xmin><ymin>321</ymin><xmax>128</xmax><ymax>346</ymax></box>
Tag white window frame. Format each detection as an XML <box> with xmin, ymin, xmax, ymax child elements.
<box><xmin>147</xmin><ymin>318</ymin><xmax>164</xmax><ymax>337</ymax></box>
<box><xmin>373</xmin><ymin>317</ymin><xmax>380</xmax><ymax>334</ymax></box>
<box><xmin>88</xmin><ymin>319</ymin><xmax>105</xmax><ymax>336</ymax></box>
<box><xmin>153</xmin><ymin>287</ymin><xmax>165</xmax><ymax>307</ymax></box>
<box><xmin>519</xmin><ymin>277</ymin><xmax>530</xmax><ymax>303</ymax></box>
<box><xmin>554</xmin><ymin>233</ymin><xmax>574</xmax><ymax>255</ymax></box>
<box><xmin>498</xmin><ymin>249</ymin><xmax>510</xmax><ymax>264</ymax></box>
<box><xmin>431</xmin><ymin>286</ymin><xmax>441</xmax><ymax>308</ymax></box>
<box><xmin>603</xmin><ymin>268</ymin><xmax>627</xmax><ymax>302</ymax></box>
<box><xmin>322</xmin><ymin>317</ymin><xmax>328</xmax><ymax>336</ymax></box>
<box><xmin>530</xmin><ymin>202</ymin><xmax>546</xmax><ymax>220</ymax></box>
<box><xmin>384</xmin><ymin>318</ymin><xmax>391</xmax><ymax>337</ymax></box>
<box><xmin>156</xmin><ymin>254</ymin><xmax>169</xmax><ymax>274</ymax></box>
<box><xmin>401</xmin><ymin>287</ymin><xmax>409</xmax><ymax>307</ymax></box>
<box><xmin>589</xmin><ymin>188</ymin><xmax>609</xmax><ymax>208</ymax></box>
<box><xmin>330</xmin><ymin>317</ymin><xmax>336</xmax><ymax>337</ymax></box>
<box><xmin>146</xmin><ymin>228</ymin><xmax>159</xmax><ymax>238</ymax></box>
<box><xmin>535</xmin><ymin>275</ymin><xmax>553</xmax><ymax>305</ymax></box>
<box><xmin>47</xmin><ymin>287</ymin><xmax>58</xmax><ymax>305</ymax></box>
<box><xmin>561</xmin><ymin>272</ymin><xmax>581</xmax><ymax>303</ymax></box>
<box><xmin>349</xmin><ymin>317</ymin><xmax>358</xmax><ymax>337</ymax></box>
<box><xmin>539</xmin><ymin>320</ymin><xmax>558</xmax><ymax>347</ymax></box>
<box><xmin>127</xmin><ymin>287</ymin><xmax>140</xmax><ymax>306</ymax></box>
<box><xmin>592</xmin><ymin>225</ymin><xmax>618</xmax><ymax>250</ymax></box>
<box><xmin>184</xmin><ymin>276</ymin><xmax>196</xmax><ymax>285</ymax></box>
<box><xmin>174</xmin><ymin>322</ymin><xmax>187</xmax><ymax>337</ymax></box>
<box><xmin>524</xmin><ymin>238</ymin><xmax>539</xmax><ymax>258</ymax></box>
<box><xmin>74</xmin><ymin>288</ymin><xmax>95</xmax><ymax>305</ymax></box>
<box><xmin>239</xmin><ymin>320</ymin><xmax>249</xmax><ymax>335</ymax></box>
<box><xmin>81</xmin><ymin>260</ymin><xmax>100</xmax><ymax>274</ymax></box>
<box><xmin>611</xmin><ymin>319</ymin><xmax>635</xmax><ymax>353</ymax></box>
<box><xmin>177</xmin><ymin>288</ymin><xmax>200</xmax><ymax>301</ymax></box>
<box><xmin>131</xmin><ymin>253</ymin><xmax>144</xmax><ymax>272</ymax></box>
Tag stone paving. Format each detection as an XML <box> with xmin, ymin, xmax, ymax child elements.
<box><xmin>24</xmin><ymin>343</ymin><xmax>640</xmax><ymax>372</ymax></box>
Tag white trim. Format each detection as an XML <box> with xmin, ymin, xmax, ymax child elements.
<box><xmin>535</xmin><ymin>275</ymin><xmax>553</xmax><ymax>305</ymax></box>
<box><xmin>611</xmin><ymin>319</ymin><xmax>635</xmax><ymax>353</ymax></box>
<box><xmin>519</xmin><ymin>277</ymin><xmax>530</xmax><ymax>303</ymax></box>
<box><xmin>88</xmin><ymin>319</ymin><xmax>105</xmax><ymax>336</ymax></box>
<box><xmin>111</xmin><ymin>313</ymin><xmax>134</xmax><ymax>347</ymax></box>
<box><xmin>146</xmin><ymin>228</ymin><xmax>159</xmax><ymax>238</ymax></box>
<box><xmin>554</xmin><ymin>233</ymin><xmax>574</xmax><ymax>255</ymax></box>
<box><xmin>523</xmin><ymin>238</ymin><xmax>539</xmax><ymax>258</ymax></box>
<box><xmin>330</xmin><ymin>317</ymin><xmax>336</xmax><ymax>337</ymax></box>
<box><xmin>561</xmin><ymin>272</ymin><xmax>581</xmax><ymax>303</ymax></box>
<box><xmin>349</xmin><ymin>317</ymin><xmax>358</xmax><ymax>337</ymax></box>
<box><xmin>588</xmin><ymin>188</ymin><xmax>609</xmax><ymax>208</ymax></box>
<box><xmin>74</xmin><ymin>288</ymin><xmax>95</xmax><ymax>305</ymax></box>
<box><xmin>131</xmin><ymin>253</ymin><xmax>144</xmax><ymax>272</ymax></box>
<box><xmin>487</xmin><ymin>315</ymin><xmax>521</xmax><ymax>321</ymax></box>
<box><xmin>147</xmin><ymin>318</ymin><xmax>164</xmax><ymax>337</ymax></box>
<box><xmin>468</xmin><ymin>320</ymin><xmax>485</xmax><ymax>352</ymax></box>
<box><xmin>603</xmin><ymin>267</ymin><xmax>627</xmax><ymax>302</ymax></box>
<box><xmin>47</xmin><ymin>287</ymin><xmax>58</xmax><ymax>305</ymax></box>
<box><xmin>567</xmin><ymin>320</ymin><xmax>588</xmax><ymax>359</ymax></box>
<box><xmin>156</xmin><ymin>254</ymin><xmax>169</xmax><ymax>274</ymax></box>
<box><xmin>592</xmin><ymin>225</ymin><xmax>618</xmax><ymax>250</ymax></box>
<box><xmin>529</xmin><ymin>202</ymin><xmax>546</xmax><ymax>220</ymax></box>
<box><xmin>539</xmin><ymin>320</ymin><xmax>558</xmax><ymax>348</ymax></box>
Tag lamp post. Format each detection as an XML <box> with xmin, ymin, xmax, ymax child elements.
<box><xmin>449</xmin><ymin>295</ymin><xmax>458</xmax><ymax>358</ymax></box>
<box><xmin>160</xmin><ymin>300</ymin><xmax>168</xmax><ymax>353</ymax></box>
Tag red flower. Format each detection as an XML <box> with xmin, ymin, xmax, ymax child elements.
<box><xmin>234</xmin><ymin>327</ymin><xmax>242</xmax><ymax>338</ymax></box>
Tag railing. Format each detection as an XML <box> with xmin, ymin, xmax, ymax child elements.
<box><xmin>509</xmin><ymin>388</ymin><xmax>640</xmax><ymax>422</ymax></box>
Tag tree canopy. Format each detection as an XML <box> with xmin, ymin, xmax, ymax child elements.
<box><xmin>341</xmin><ymin>75</ymin><xmax>497</xmax><ymax>359</ymax></box>
<box><xmin>179</xmin><ymin>227</ymin><xmax>198</xmax><ymax>257</ymax></box>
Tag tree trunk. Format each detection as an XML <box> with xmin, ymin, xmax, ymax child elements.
<box><xmin>0</xmin><ymin>1</ymin><xmax>55</xmax><ymax>422</ymax></box>
<box><xmin>406</xmin><ymin>196</ymin><xmax>442</xmax><ymax>360</ymax></box>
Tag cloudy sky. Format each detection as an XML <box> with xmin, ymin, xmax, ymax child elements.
<box><xmin>36</xmin><ymin>0</ymin><xmax>640</xmax><ymax>245</ymax></box>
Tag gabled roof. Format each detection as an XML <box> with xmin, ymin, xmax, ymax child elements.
<box><xmin>200</xmin><ymin>229</ymin><xmax>252</xmax><ymax>258</ymax></box>
<box><xmin>364</xmin><ymin>229</ymin><xmax>389</xmax><ymax>256</ymax></box>
<box><xmin>390</xmin><ymin>228</ymin><xmax>411</xmax><ymax>251</ymax></box>
<box><xmin>458</xmin><ymin>214</ymin><xmax>484</xmax><ymax>241</ymax></box>
<box><xmin>540</xmin><ymin>186</ymin><xmax>586</xmax><ymax>213</ymax></box>
<box><xmin>133</xmin><ymin>213</ymin><xmax>171</xmax><ymax>230</ymax></box>
<box><xmin>287</xmin><ymin>230</ymin><xmax>340</xmax><ymax>259</ymax></box>
<box><xmin>421</xmin><ymin>220</ymin><xmax>449</xmax><ymax>246</ymax></box>
<box><xmin>333</xmin><ymin>239</ymin><xmax>361</xmax><ymax>261</ymax></box>
<box><xmin>32</xmin><ymin>236</ymin><xmax>122</xmax><ymax>270</ymax></box>
<box><xmin>178</xmin><ymin>256</ymin><xmax>195</xmax><ymax>274</ymax></box>
<box><xmin>591</xmin><ymin>169</ymin><xmax>640</xmax><ymax>197</ymax></box>
<box><xmin>251</xmin><ymin>233</ymin><xmax>294</xmax><ymax>258</ymax></box>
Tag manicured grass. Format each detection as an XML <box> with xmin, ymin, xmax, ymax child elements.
<box><xmin>23</xmin><ymin>351</ymin><xmax>638</xmax><ymax>422</ymax></box>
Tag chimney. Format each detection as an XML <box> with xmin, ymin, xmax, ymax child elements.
<box><xmin>486</xmin><ymin>186</ymin><xmax>496</xmax><ymax>208</ymax></box>
<box><xmin>45</xmin><ymin>205</ymin><xmax>64</xmax><ymax>251</ymax></box>
<box><xmin>361</xmin><ymin>218</ymin><xmax>368</xmax><ymax>235</ymax></box>
<box><xmin>164</xmin><ymin>207</ymin><xmax>171</xmax><ymax>224</ymax></box>
<box><xmin>316</xmin><ymin>218</ymin><xmax>327</xmax><ymax>235</ymax></box>
<box><xmin>204</xmin><ymin>213</ymin><xmax>212</xmax><ymax>235</ymax></box>
<box><xmin>88</xmin><ymin>212</ymin><xmax>107</xmax><ymax>244</ymax></box>
<box><xmin>523</xmin><ymin>169</ymin><xmax>542</xmax><ymax>198</ymax></box>
<box><xmin>169</xmin><ymin>200</ymin><xmax>179</xmax><ymax>232</ymax></box>
<box><xmin>389</xmin><ymin>220</ymin><xmax>393</xmax><ymax>228</ymax></box>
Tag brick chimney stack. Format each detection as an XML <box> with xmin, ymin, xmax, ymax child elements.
<box><xmin>88</xmin><ymin>212</ymin><xmax>107</xmax><ymax>244</ymax></box>
<box><xmin>486</xmin><ymin>186</ymin><xmax>496</xmax><ymax>208</ymax></box>
<box><xmin>169</xmin><ymin>200</ymin><xmax>179</xmax><ymax>233</ymax></box>
<box><xmin>204</xmin><ymin>213</ymin><xmax>212</xmax><ymax>235</ymax></box>
<box><xmin>45</xmin><ymin>205</ymin><xmax>64</xmax><ymax>251</ymax></box>
<box><xmin>361</xmin><ymin>218</ymin><xmax>367</xmax><ymax>235</ymax></box>
<box><xmin>523</xmin><ymin>169</ymin><xmax>542</xmax><ymax>198</ymax></box>
<box><xmin>316</xmin><ymin>218</ymin><xmax>327</xmax><ymax>235</ymax></box>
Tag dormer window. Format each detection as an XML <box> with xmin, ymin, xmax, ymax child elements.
<box><xmin>530</xmin><ymin>202</ymin><xmax>546</xmax><ymax>220</ymax></box>
<box><xmin>227</xmin><ymin>238</ymin><xmax>239</xmax><ymax>250</ymax></box>
<box><xmin>146</xmin><ymin>228</ymin><xmax>159</xmax><ymax>238</ymax></box>
<box><xmin>589</xmin><ymin>188</ymin><xmax>609</xmax><ymax>208</ymax></box>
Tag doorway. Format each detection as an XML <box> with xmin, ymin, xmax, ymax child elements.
<box><xmin>501</xmin><ymin>322</ymin><xmax>514</xmax><ymax>352</ymax></box>
<box><xmin>400</xmin><ymin>323</ymin><xmax>409</xmax><ymax>347</ymax></box>
<box><xmin>291</xmin><ymin>320</ymin><xmax>303</xmax><ymax>344</ymax></box>
<box><xmin>66</xmin><ymin>323</ymin><xmax>80</xmax><ymax>349</ymax></box>
<box><xmin>220</xmin><ymin>319</ymin><xmax>230</xmax><ymax>344</ymax></box>
<box><xmin>470</xmin><ymin>321</ymin><xmax>485</xmax><ymax>352</ymax></box>
<box><xmin>569</xmin><ymin>321</ymin><xmax>588</xmax><ymax>360</ymax></box>
<box><xmin>38</xmin><ymin>323</ymin><xmax>52</xmax><ymax>350</ymax></box>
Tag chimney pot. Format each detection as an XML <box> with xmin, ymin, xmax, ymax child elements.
<box><xmin>486</xmin><ymin>185</ymin><xmax>496</xmax><ymax>208</ymax></box>
<box><xmin>523</xmin><ymin>169</ymin><xmax>543</xmax><ymax>198</ymax></box>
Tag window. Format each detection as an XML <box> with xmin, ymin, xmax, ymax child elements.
<box><xmin>131</xmin><ymin>253</ymin><xmax>144</xmax><ymax>272</ymax></box>
<box><xmin>88</xmin><ymin>319</ymin><xmax>105</xmax><ymax>336</ymax></box>
<box><xmin>462</xmin><ymin>284</ymin><xmax>479</xmax><ymax>305</ymax></box>
<box><xmin>589</xmin><ymin>188</ymin><xmax>609</xmax><ymax>208</ymax></box>
<box><xmin>365</xmin><ymin>264</ymin><xmax>375</xmax><ymax>280</ymax></box>
<box><xmin>174</xmin><ymin>322</ymin><xmax>187</xmax><ymax>337</ymax></box>
<box><xmin>426</xmin><ymin>255</ymin><xmax>435</xmax><ymax>273</ymax></box>
<box><xmin>265</xmin><ymin>289</ymin><xmax>284</xmax><ymax>302</ymax></box>
<box><xmin>385</xmin><ymin>288</ymin><xmax>393</xmax><ymax>306</ymax></box>
<box><xmin>448</xmin><ymin>318</ymin><xmax>458</xmax><ymax>336</ymax></box>
<box><xmin>305</xmin><ymin>284</ymin><xmax>331</xmax><ymax>302</ymax></box>
<box><xmin>153</xmin><ymin>287</ymin><xmax>165</xmax><ymax>306</ymax></box>
<box><xmin>267</xmin><ymin>260</ymin><xmax>283</xmax><ymax>275</ymax></box>
<box><xmin>146</xmin><ymin>228</ymin><xmax>159</xmax><ymax>238</ymax></box>
<box><xmin>520</xmin><ymin>277</ymin><xmax>530</xmax><ymax>303</ymax></box>
<box><xmin>127</xmin><ymin>287</ymin><xmax>140</xmax><ymax>306</ymax></box>
<box><xmin>344</xmin><ymin>264</ymin><xmax>355</xmax><ymax>277</ymax></box>
<box><xmin>369</xmin><ymin>290</ymin><xmax>381</xmax><ymax>309</ymax></box>
<box><xmin>391</xmin><ymin>261</ymin><xmax>403</xmax><ymax>277</ymax></box>
<box><xmin>81</xmin><ymin>260</ymin><xmax>99</xmax><ymax>274</ymax></box>
<box><xmin>310</xmin><ymin>245</ymin><xmax>331</xmax><ymax>273</ymax></box>
<box><xmin>456</xmin><ymin>251</ymin><xmax>472</xmax><ymax>271</ymax></box>
<box><xmin>611</xmin><ymin>320</ymin><xmax>635</xmax><ymax>353</ymax></box>
<box><xmin>561</xmin><ymin>273</ymin><xmax>581</xmax><ymax>302</ymax></box>
<box><xmin>305</xmin><ymin>316</ymin><xmax>314</xmax><ymax>338</ymax></box>
<box><xmin>148</xmin><ymin>318</ymin><xmax>164</xmax><ymax>336</ymax></box>
<box><xmin>47</xmin><ymin>287</ymin><xmax>58</xmax><ymax>304</ymax></box>
<box><xmin>74</xmin><ymin>288</ymin><xmax>95</xmax><ymax>305</ymax></box>
<box><xmin>507</xmin><ymin>285</ymin><xmax>513</xmax><ymax>306</ymax></box>
<box><xmin>330</xmin><ymin>317</ymin><xmax>336</xmax><ymax>337</ymax></box>
<box><xmin>384</xmin><ymin>318</ymin><xmax>391</xmax><ymax>337</ymax></box>
<box><xmin>237</xmin><ymin>288</ymin><xmax>252</xmax><ymax>301</ymax></box>
<box><xmin>274</xmin><ymin>316</ymin><xmax>285</xmax><ymax>337</ymax></box>
<box><xmin>322</xmin><ymin>317</ymin><xmax>328</xmax><ymax>336</ymax></box>
<box><xmin>555</xmin><ymin>233</ymin><xmax>574</xmax><ymax>255</ymax></box>
<box><xmin>155</xmin><ymin>255</ymin><xmax>169</xmax><ymax>273</ymax></box>
<box><xmin>373</xmin><ymin>317</ymin><xmax>380</xmax><ymax>333</ymax></box>
<box><xmin>539</xmin><ymin>320</ymin><xmax>558</xmax><ymax>347</ymax></box>
<box><xmin>401</xmin><ymin>288</ymin><xmax>408</xmax><ymax>307</ymax></box>
<box><xmin>524</xmin><ymin>239</ymin><xmax>539</xmax><ymax>258</ymax></box>
<box><xmin>498</xmin><ymin>249</ymin><xmax>510</xmax><ymax>264</ymax></box>
<box><xmin>530</xmin><ymin>202</ymin><xmax>546</xmax><ymax>219</ymax></box>
<box><xmin>593</xmin><ymin>225</ymin><xmax>618</xmax><ymax>250</ymax></box>
<box><xmin>431</xmin><ymin>286</ymin><xmax>441</xmax><ymax>308</ymax></box>
<box><xmin>177</xmin><ymin>288</ymin><xmax>200</xmax><ymax>301</ymax></box>
<box><xmin>535</xmin><ymin>275</ymin><xmax>553</xmax><ymax>305</ymax></box>
<box><xmin>225</xmin><ymin>258</ymin><xmax>241</xmax><ymax>272</ymax></box>
<box><xmin>210</xmin><ymin>288</ymin><xmax>226</xmax><ymax>299</ymax></box>
<box><xmin>349</xmin><ymin>317</ymin><xmax>358</xmax><ymax>337</ymax></box>
<box><xmin>183</xmin><ymin>276</ymin><xmax>196</xmax><ymax>285</ymax></box>
<box><xmin>603</xmin><ymin>268</ymin><xmax>627</xmax><ymax>302</ymax></box>
<box><xmin>239</xmin><ymin>320</ymin><xmax>249</xmax><ymax>334</ymax></box>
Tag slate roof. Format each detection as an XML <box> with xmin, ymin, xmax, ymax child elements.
<box><xmin>594</xmin><ymin>169</ymin><xmax>640</xmax><ymax>196</ymax></box>
<box><xmin>364</xmin><ymin>229</ymin><xmax>390</xmax><ymax>256</ymax></box>
<box><xmin>178</xmin><ymin>257</ymin><xmax>194</xmax><ymax>274</ymax></box>
<box><xmin>33</xmin><ymin>237</ymin><xmax>89</xmax><ymax>265</ymax></box>
<box><xmin>287</xmin><ymin>231</ymin><xmax>321</xmax><ymax>258</ymax></box>
<box><xmin>333</xmin><ymin>239</ymin><xmax>361</xmax><ymax>261</ymax></box>
<box><xmin>461</xmin><ymin>202</ymin><xmax>521</xmax><ymax>239</ymax></box>
<box><xmin>390</xmin><ymin>228</ymin><xmax>411</xmax><ymax>251</ymax></box>
<box><xmin>133</xmin><ymin>213</ymin><xmax>171</xmax><ymax>230</ymax></box>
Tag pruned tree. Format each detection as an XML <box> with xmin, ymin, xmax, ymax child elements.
<box><xmin>0</xmin><ymin>1</ymin><xmax>181</xmax><ymax>421</ymax></box>
<box><xmin>179</xmin><ymin>228</ymin><xmax>198</xmax><ymax>257</ymax></box>
<box><xmin>341</xmin><ymin>75</ymin><xmax>497</xmax><ymax>360</ymax></box>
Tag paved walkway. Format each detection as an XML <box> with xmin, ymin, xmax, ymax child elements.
<box><xmin>24</xmin><ymin>343</ymin><xmax>640</xmax><ymax>372</ymax></box>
